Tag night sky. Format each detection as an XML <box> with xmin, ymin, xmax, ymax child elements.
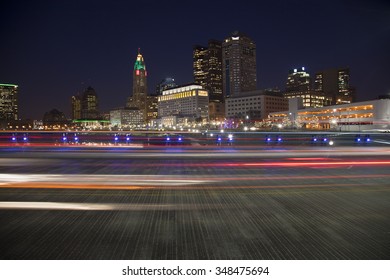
<box><xmin>1</xmin><ymin>0</ymin><xmax>389</xmax><ymax>120</ymax></box>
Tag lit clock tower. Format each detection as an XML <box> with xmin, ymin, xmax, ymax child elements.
<box><xmin>128</xmin><ymin>48</ymin><xmax>148</xmax><ymax>121</ymax></box>
<box><xmin>133</xmin><ymin>48</ymin><xmax>147</xmax><ymax>98</ymax></box>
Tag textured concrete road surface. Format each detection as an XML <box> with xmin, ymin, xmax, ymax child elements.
<box><xmin>0</xmin><ymin>145</ymin><xmax>389</xmax><ymax>259</ymax></box>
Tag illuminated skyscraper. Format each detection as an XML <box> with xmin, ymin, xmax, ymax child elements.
<box><xmin>222</xmin><ymin>32</ymin><xmax>257</xmax><ymax>98</ymax></box>
<box><xmin>285</xmin><ymin>67</ymin><xmax>311</xmax><ymax>94</ymax></box>
<box><xmin>133</xmin><ymin>49</ymin><xmax>147</xmax><ymax>97</ymax></box>
<box><xmin>193</xmin><ymin>45</ymin><xmax>208</xmax><ymax>88</ymax></box>
<box><xmin>127</xmin><ymin>49</ymin><xmax>148</xmax><ymax>121</ymax></box>
<box><xmin>314</xmin><ymin>68</ymin><xmax>356</xmax><ymax>104</ymax></box>
<box><xmin>193</xmin><ymin>40</ymin><xmax>223</xmax><ymax>120</ymax></box>
<box><xmin>0</xmin><ymin>83</ymin><xmax>18</xmax><ymax>121</ymax></box>
<box><xmin>284</xmin><ymin>67</ymin><xmax>330</xmax><ymax>108</ymax></box>
<box><xmin>71</xmin><ymin>86</ymin><xmax>99</xmax><ymax>122</ymax></box>
<box><xmin>81</xmin><ymin>86</ymin><xmax>99</xmax><ymax>119</ymax></box>
<box><xmin>193</xmin><ymin>41</ymin><xmax>223</xmax><ymax>101</ymax></box>
<box><xmin>71</xmin><ymin>95</ymin><xmax>81</xmax><ymax>120</ymax></box>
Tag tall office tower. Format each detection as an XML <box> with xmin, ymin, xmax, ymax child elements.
<box><xmin>193</xmin><ymin>40</ymin><xmax>223</xmax><ymax>120</ymax></box>
<box><xmin>284</xmin><ymin>67</ymin><xmax>328</xmax><ymax>108</ymax></box>
<box><xmin>146</xmin><ymin>95</ymin><xmax>158</xmax><ymax>122</ymax></box>
<box><xmin>207</xmin><ymin>40</ymin><xmax>223</xmax><ymax>103</ymax></box>
<box><xmin>285</xmin><ymin>67</ymin><xmax>311</xmax><ymax>93</ymax></box>
<box><xmin>127</xmin><ymin>49</ymin><xmax>148</xmax><ymax>122</ymax></box>
<box><xmin>222</xmin><ymin>31</ymin><xmax>257</xmax><ymax>98</ymax></box>
<box><xmin>156</xmin><ymin>77</ymin><xmax>177</xmax><ymax>96</ymax></box>
<box><xmin>71</xmin><ymin>94</ymin><xmax>81</xmax><ymax>120</ymax></box>
<box><xmin>81</xmin><ymin>86</ymin><xmax>100</xmax><ymax>119</ymax></box>
<box><xmin>0</xmin><ymin>83</ymin><xmax>18</xmax><ymax>121</ymax></box>
<box><xmin>193</xmin><ymin>45</ymin><xmax>208</xmax><ymax>88</ymax></box>
<box><xmin>193</xmin><ymin>40</ymin><xmax>223</xmax><ymax>102</ymax></box>
<box><xmin>314</xmin><ymin>68</ymin><xmax>356</xmax><ymax>105</ymax></box>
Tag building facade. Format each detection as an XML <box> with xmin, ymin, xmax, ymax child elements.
<box><xmin>0</xmin><ymin>83</ymin><xmax>18</xmax><ymax>121</ymax></box>
<box><xmin>222</xmin><ymin>32</ymin><xmax>257</xmax><ymax>98</ymax></box>
<box><xmin>157</xmin><ymin>84</ymin><xmax>209</xmax><ymax>121</ymax></box>
<box><xmin>42</xmin><ymin>108</ymin><xmax>68</xmax><ymax>128</ymax></box>
<box><xmin>226</xmin><ymin>89</ymin><xmax>288</xmax><ymax>121</ymax></box>
<box><xmin>283</xmin><ymin>67</ymin><xmax>330</xmax><ymax>108</ymax></box>
<box><xmin>314</xmin><ymin>68</ymin><xmax>356</xmax><ymax>105</ymax></box>
<box><xmin>146</xmin><ymin>95</ymin><xmax>158</xmax><ymax>123</ymax></box>
<box><xmin>285</xmin><ymin>67</ymin><xmax>310</xmax><ymax>94</ymax></box>
<box><xmin>110</xmin><ymin>108</ymin><xmax>144</xmax><ymax>128</ymax></box>
<box><xmin>268</xmin><ymin>98</ymin><xmax>390</xmax><ymax>131</ymax></box>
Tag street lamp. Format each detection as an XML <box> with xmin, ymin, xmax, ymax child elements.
<box><xmin>289</xmin><ymin>112</ymin><xmax>296</xmax><ymax>129</ymax></box>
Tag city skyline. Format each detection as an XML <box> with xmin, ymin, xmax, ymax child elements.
<box><xmin>1</xmin><ymin>0</ymin><xmax>389</xmax><ymax>119</ymax></box>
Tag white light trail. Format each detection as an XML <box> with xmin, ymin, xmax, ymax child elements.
<box><xmin>0</xmin><ymin>202</ymin><xmax>220</xmax><ymax>211</ymax></box>
<box><xmin>0</xmin><ymin>174</ymin><xmax>213</xmax><ymax>186</ymax></box>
